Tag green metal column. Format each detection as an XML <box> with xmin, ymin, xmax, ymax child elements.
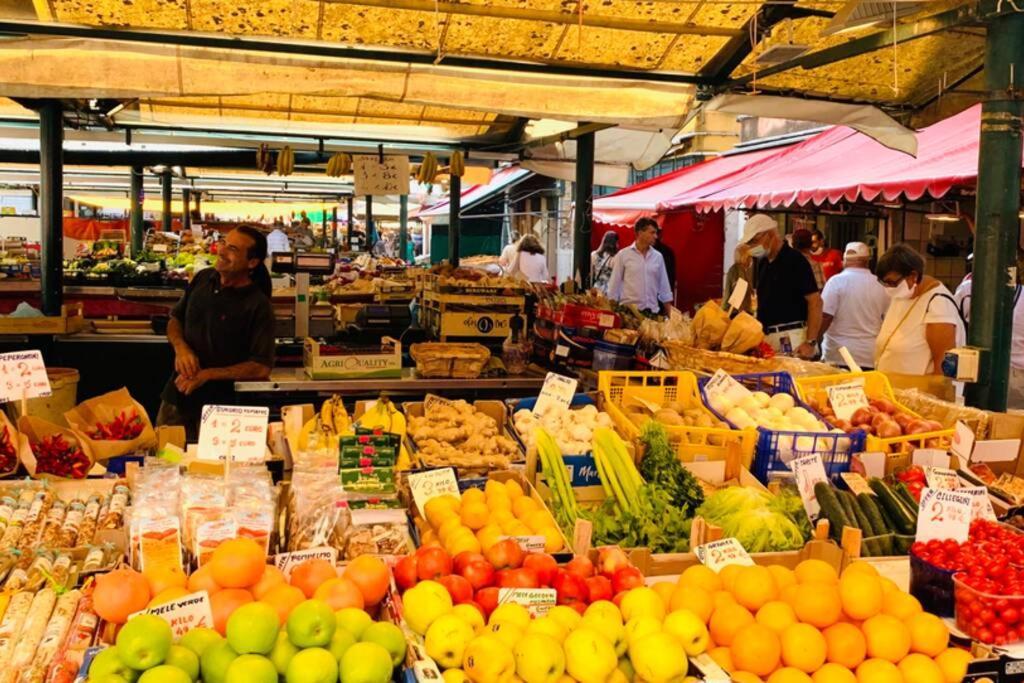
<box><xmin>399</xmin><ymin>194</ymin><xmax>409</xmax><ymax>263</ymax></box>
<box><xmin>129</xmin><ymin>166</ymin><xmax>144</xmax><ymax>256</ymax></box>
<box><xmin>574</xmin><ymin>130</ymin><xmax>595</xmax><ymax>288</ymax></box>
<box><xmin>448</xmin><ymin>174</ymin><xmax>462</xmax><ymax>266</ymax></box>
<box><xmin>161</xmin><ymin>171</ymin><xmax>173</xmax><ymax>231</ymax></box>
<box><xmin>181</xmin><ymin>188</ymin><xmax>192</xmax><ymax>234</ymax></box>
<box><xmin>965</xmin><ymin>3</ymin><xmax>1024</xmax><ymax>411</ymax></box>
<box><xmin>365</xmin><ymin>195</ymin><xmax>374</xmax><ymax>251</ymax></box>
<box><xmin>346</xmin><ymin>196</ymin><xmax>354</xmax><ymax>251</ymax></box>
<box><xmin>39</xmin><ymin>100</ymin><xmax>63</xmax><ymax>317</ymax></box>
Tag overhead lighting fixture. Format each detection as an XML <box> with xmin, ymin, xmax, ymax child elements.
<box><xmin>926</xmin><ymin>200</ymin><xmax>964</xmax><ymax>223</ymax></box>
<box><xmin>925</xmin><ymin>213</ymin><xmax>962</xmax><ymax>222</ymax></box>
<box><xmin>755</xmin><ymin>19</ymin><xmax>810</xmax><ymax>65</ymax></box>
<box><xmin>821</xmin><ymin>0</ymin><xmax>923</xmax><ymax>37</ymax></box>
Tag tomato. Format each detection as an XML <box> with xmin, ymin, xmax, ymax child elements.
<box><xmin>1002</xmin><ymin>607</ymin><xmax>1020</xmax><ymax>624</ymax></box>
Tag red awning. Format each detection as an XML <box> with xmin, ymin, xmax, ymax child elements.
<box><xmin>662</xmin><ymin>104</ymin><xmax>1005</xmax><ymax>213</ymax></box>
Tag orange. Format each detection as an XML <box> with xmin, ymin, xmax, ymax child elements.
<box><xmin>730</xmin><ymin>623</ymin><xmax>782</xmax><ymax>678</ymax></box>
<box><xmin>793</xmin><ymin>583</ymin><xmax>842</xmax><ymax>629</ymax></box>
<box><xmin>731</xmin><ymin>673</ymin><xmax>765</xmax><ymax>683</ymax></box>
<box><xmin>524</xmin><ymin>510</ymin><xmax>553</xmax><ymax>533</ymax></box>
<box><xmin>678</xmin><ymin>565</ymin><xmax>722</xmax><ymax>594</ymax></box>
<box><xmin>841</xmin><ymin>562</ymin><xmax>879</xmax><ymax>580</ymax></box>
<box><xmin>855</xmin><ymin>659</ymin><xmax>903</xmax><ymax>683</ymax></box>
<box><xmin>708</xmin><ymin>646</ymin><xmax>734</xmax><ymax>673</ymax></box>
<box><xmin>768</xmin><ymin>566</ymin><xmax>797</xmax><ymax>591</ymax></box>
<box><xmin>709</xmin><ymin>603</ymin><xmax>755</xmax><ymax>647</ymax></box>
<box><xmin>669</xmin><ymin>586</ymin><xmax>713</xmax><ymax>623</ymax></box>
<box><xmin>210</xmin><ymin>588</ymin><xmax>254</xmax><ymax>635</ymax></box>
<box><xmin>149</xmin><ymin>586</ymin><xmax>190</xmax><ymax>607</ymax></box>
<box><xmin>143</xmin><ymin>565</ymin><xmax>187</xmax><ymax>597</ymax></box>
<box><xmin>250</xmin><ymin>565</ymin><xmax>287</xmax><ymax>600</ymax></box>
<box><xmin>93</xmin><ymin>567</ymin><xmax>151</xmax><ymax>624</ymax></box>
<box><xmin>733</xmin><ymin>566</ymin><xmax>779</xmax><ymax>612</ymax></box>
<box><xmin>719</xmin><ymin>565</ymin><xmax>744</xmax><ymax>594</ymax></box>
<box><xmin>838</xmin><ymin>573</ymin><xmax>882</xmax><ymax>621</ymax></box>
<box><xmin>504</xmin><ymin>479</ymin><xmax>525</xmax><ymax>499</ymax></box>
<box><xmin>461</xmin><ymin>501</ymin><xmax>490</xmax><ymax>530</ymax></box>
<box><xmin>906</xmin><ymin>612</ymin><xmax>950</xmax><ymax>658</ymax></box>
<box><xmin>290</xmin><ymin>559</ymin><xmax>338</xmax><ymax>598</ymax></box>
<box><xmin>822</xmin><ymin>622</ymin><xmax>866</xmax><ymax>669</ymax></box>
<box><xmin>209</xmin><ymin>538</ymin><xmax>267</xmax><ymax>589</ymax></box>
<box><xmin>780</xmin><ymin>584</ymin><xmax>800</xmax><ymax>608</ymax></box>
<box><xmin>342</xmin><ymin>555</ymin><xmax>390</xmax><ymax>606</ymax></box>
<box><xmin>794</xmin><ymin>559</ymin><xmax>838</xmax><ymax>585</ymax></box>
<box><xmin>186</xmin><ymin>563</ymin><xmax>222</xmax><ymax>596</ymax></box>
<box><xmin>424</xmin><ymin>495</ymin><xmax>460</xmax><ymax>528</ymax></box>
<box><xmin>935</xmin><ymin>648</ymin><xmax>972</xmax><ymax>683</ymax></box>
<box><xmin>259</xmin><ymin>583</ymin><xmax>306</xmax><ymax>624</ymax></box>
<box><xmin>811</xmin><ymin>663</ymin><xmax>857</xmax><ymax>683</ymax></box>
<box><xmin>767</xmin><ymin>668</ymin><xmax>813</xmax><ymax>683</ymax></box>
<box><xmin>881</xmin><ymin>591</ymin><xmax>922</xmax><ymax>621</ymax></box>
<box><xmin>462</xmin><ymin>487</ymin><xmax>486</xmax><ymax>505</ymax></box>
<box><xmin>862</xmin><ymin>614</ymin><xmax>911</xmax><ymax>663</ymax></box>
<box><xmin>877</xmin><ymin>577</ymin><xmax>900</xmax><ymax>596</ymax></box>
<box><xmin>438</xmin><ymin>516</ymin><xmax>466</xmax><ymax>544</ymax></box>
<box><xmin>712</xmin><ymin>590</ymin><xmax>737</xmax><ymax>611</ymax></box>
<box><xmin>897</xmin><ymin>653</ymin><xmax>944</xmax><ymax>683</ymax></box>
<box><xmin>757</xmin><ymin>601</ymin><xmax>798</xmax><ymax>633</ymax></box>
<box><xmin>313</xmin><ymin>577</ymin><xmax>365</xmax><ymax>611</ymax></box>
<box><xmin>780</xmin><ymin>623</ymin><xmax>827</xmax><ymax>673</ymax></box>
<box><xmin>652</xmin><ymin>581</ymin><xmax>675</xmax><ymax>607</ymax></box>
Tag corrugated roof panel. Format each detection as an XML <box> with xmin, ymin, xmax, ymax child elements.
<box><xmin>320</xmin><ymin>5</ymin><xmax>436</xmax><ymax>49</ymax></box>
<box><xmin>554</xmin><ymin>27</ymin><xmax>678</xmax><ymax>69</ymax></box>
<box><xmin>50</xmin><ymin>0</ymin><xmax>187</xmax><ymax>28</ymax></box>
<box><xmin>688</xmin><ymin>2</ymin><xmax>759</xmax><ymax>29</ymax></box>
<box><xmin>188</xmin><ymin>0</ymin><xmax>318</xmax><ymax>38</ymax></box>
<box><xmin>443</xmin><ymin>16</ymin><xmax>563</xmax><ymax>61</ymax></box>
<box><xmin>658</xmin><ymin>35</ymin><xmax>732</xmax><ymax>71</ymax></box>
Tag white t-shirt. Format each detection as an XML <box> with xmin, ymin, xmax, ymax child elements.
<box><xmin>516</xmin><ymin>251</ymin><xmax>549</xmax><ymax>283</ymax></box>
<box><xmin>955</xmin><ymin>278</ymin><xmax>1024</xmax><ymax>369</ymax></box>
<box><xmin>875</xmin><ymin>283</ymin><xmax>966</xmax><ymax>374</ymax></box>
<box><xmin>820</xmin><ymin>266</ymin><xmax>890</xmax><ymax>368</ymax></box>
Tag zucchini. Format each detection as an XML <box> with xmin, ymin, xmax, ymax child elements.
<box><xmin>869</xmin><ymin>478</ymin><xmax>915</xmax><ymax>534</ymax></box>
<box><xmin>844</xmin><ymin>490</ymin><xmax>876</xmax><ymax>536</ymax></box>
<box><xmin>856</xmin><ymin>493</ymin><xmax>888</xmax><ymax>536</ymax></box>
<box><xmin>837</xmin><ymin>490</ymin><xmax>861</xmax><ymax>530</ymax></box>
<box><xmin>815</xmin><ymin>482</ymin><xmax>851</xmax><ymax>540</ymax></box>
<box><xmin>893</xmin><ymin>482</ymin><xmax>920</xmax><ymax>523</ymax></box>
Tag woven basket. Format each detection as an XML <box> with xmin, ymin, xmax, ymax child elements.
<box><xmin>410</xmin><ymin>343</ymin><xmax>491</xmax><ymax>378</ymax></box>
<box><xmin>663</xmin><ymin>341</ymin><xmax>839</xmax><ymax>378</ymax></box>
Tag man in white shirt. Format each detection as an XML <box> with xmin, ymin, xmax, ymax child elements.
<box><xmin>817</xmin><ymin>242</ymin><xmax>890</xmax><ymax>369</ymax></box>
<box><xmin>607</xmin><ymin>217</ymin><xmax>673</xmax><ymax>314</ymax></box>
<box><xmin>266</xmin><ymin>223</ymin><xmax>290</xmax><ymax>272</ymax></box>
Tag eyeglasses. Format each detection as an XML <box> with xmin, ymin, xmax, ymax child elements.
<box><xmin>878</xmin><ymin>276</ymin><xmax>905</xmax><ymax>288</ymax></box>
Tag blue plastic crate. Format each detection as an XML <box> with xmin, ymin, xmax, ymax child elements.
<box><xmin>506</xmin><ymin>394</ymin><xmax>603</xmax><ymax>487</ymax></box>
<box><xmin>697</xmin><ymin>371</ymin><xmax>865</xmax><ymax>482</ymax></box>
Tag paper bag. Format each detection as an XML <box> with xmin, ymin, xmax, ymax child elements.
<box><xmin>0</xmin><ymin>411</ymin><xmax>19</xmax><ymax>476</ymax></box>
<box><xmin>17</xmin><ymin>414</ymin><xmax>94</xmax><ymax>479</ymax></box>
<box><xmin>64</xmin><ymin>387</ymin><xmax>156</xmax><ymax>460</ymax></box>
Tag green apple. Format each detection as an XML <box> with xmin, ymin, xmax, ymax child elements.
<box><xmin>513</xmin><ymin>633</ymin><xmax>566</xmax><ymax>683</ymax></box>
<box><xmin>285</xmin><ymin>647</ymin><xmax>338</xmax><ymax>683</ymax></box>
<box><xmin>360</xmin><ymin>622</ymin><xmax>407</xmax><ymax>668</ymax></box>
<box><xmin>269</xmin><ymin>632</ymin><xmax>299</xmax><ymax>675</ymax></box>
<box><xmin>116</xmin><ymin>615</ymin><xmax>173</xmax><ymax>671</ymax></box>
<box><xmin>339</xmin><ymin>642</ymin><xmax>393</xmax><ymax>683</ymax></box>
<box><xmin>177</xmin><ymin>628</ymin><xmax>222</xmax><ymax>659</ymax></box>
<box><xmin>199</xmin><ymin>641</ymin><xmax>238</xmax><ymax>683</ymax></box>
<box><xmin>401</xmin><ymin>584</ymin><xmax>452</xmax><ymax>636</ymax></box>
<box><xmin>225</xmin><ymin>654</ymin><xmax>278</xmax><ymax>683</ymax></box>
<box><xmin>226</xmin><ymin>602</ymin><xmax>280</xmax><ymax>655</ymax></box>
<box><xmin>137</xmin><ymin>665</ymin><xmax>192</xmax><ymax>683</ymax></box>
<box><xmin>286</xmin><ymin>600</ymin><xmax>336</xmax><ymax>648</ymax></box>
<box><xmin>164</xmin><ymin>645</ymin><xmax>200</xmax><ymax>681</ymax></box>
<box><xmin>87</xmin><ymin>647</ymin><xmax>139</xmax><ymax>682</ymax></box>
<box><xmin>89</xmin><ymin>675</ymin><xmax>132</xmax><ymax>683</ymax></box>
<box><xmin>327</xmin><ymin>627</ymin><xmax>356</xmax><ymax>661</ymax></box>
<box><xmin>335</xmin><ymin>608</ymin><xmax>372</xmax><ymax>638</ymax></box>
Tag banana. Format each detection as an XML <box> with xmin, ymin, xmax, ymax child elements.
<box><xmin>320</xmin><ymin>398</ymin><xmax>335</xmax><ymax>434</ymax></box>
<box><xmin>277</xmin><ymin>146</ymin><xmax>295</xmax><ymax>176</ymax></box>
<box><xmin>332</xmin><ymin>396</ymin><xmax>351</xmax><ymax>435</ymax></box>
<box><xmin>449</xmin><ymin>150</ymin><xmax>465</xmax><ymax>177</ymax></box>
<box><xmin>326</xmin><ymin>154</ymin><xmax>337</xmax><ymax>177</ymax></box>
<box><xmin>417</xmin><ymin>153</ymin><xmax>438</xmax><ymax>185</ymax></box>
<box><xmin>325</xmin><ymin>153</ymin><xmax>352</xmax><ymax>178</ymax></box>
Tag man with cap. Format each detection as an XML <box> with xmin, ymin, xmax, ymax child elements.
<box><xmin>817</xmin><ymin>242</ymin><xmax>890</xmax><ymax>369</ymax></box>
<box><xmin>741</xmin><ymin>214</ymin><xmax>822</xmax><ymax>359</ymax></box>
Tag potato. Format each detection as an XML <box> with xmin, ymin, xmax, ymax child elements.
<box><xmin>628</xmin><ymin>412</ymin><xmax>651</xmax><ymax>428</ymax></box>
<box><xmin>655</xmin><ymin>408</ymin><xmax>685</xmax><ymax>426</ymax></box>
<box><xmin>666</xmin><ymin>401</ymin><xmax>688</xmax><ymax>414</ymax></box>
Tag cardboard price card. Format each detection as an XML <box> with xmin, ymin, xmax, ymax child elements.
<box><xmin>826</xmin><ymin>381</ymin><xmax>869</xmax><ymax>422</ymax></box>
<box><xmin>497</xmin><ymin>588</ymin><xmax>556</xmax><ymax>617</ymax></box>
<box><xmin>503</xmin><ymin>535</ymin><xmax>546</xmax><ymax>553</ymax></box>
<box><xmin>532</xmin><ymin>373</ymin><xmax>577</xmax><ymax>416</ymax></box>
<box><xmin>703</xmin><ymin>369</ymin><xmax>753</xmax><ymax>405</ymax></box>
<box><xmin>916</xmin><ymin>488</ymin><xmax>972</xmax><ymax>543</ymax></box>
<box><xmin>197</xmin><ymin>405</ymin><xmax>269</xmax><ymax>463</ymax></box>
<box><xmin>925</xmin><ymin>467</ymin><xmax>960</xmax><ymax>490</ymax></box>
<box><xmin>695</xmin><ymin>538</ymin><xmax>755</xmax><ymax>572</ymax></box>
<box><xmin>961</xmin><ymin>486</ymin><xmax>999</xmax><ymax>521</ymax></box>
<box><xmin>130</xmin><ymin>591</ymin><xmax>214</xmax><ymax>639</ymax></box>
<box><xmin>791</xmin><ymin>453</ymin><xmax>830</xmax><ymax>518</ymax></box>
<box><xmin>0</xmin><ymin>350</ymin><xmax>51</xmax><ymax>403</ymax></box>
<box><xmin>408</xmin><ymin>467</ymin><xmax>461</xmax><ymax>515</ymax></box>
<box><xmin>840</xmin><ymin>473</ymin><xmax>874</xmax><ymax>496</ymax></box>
<box><xmin>274</xmin><ymin>547</ymin><xmax>338</xmax><ymax>578</ymax></box>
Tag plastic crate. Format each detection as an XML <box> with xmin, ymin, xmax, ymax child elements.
<box><xmin>697</xmin><ymin>372</ymin><xmax>865</xmax><ymax>482</ymax></box>
<box><xmin>794</xmin><ymin>371</ymin><xmax>954</xmax><ymax>454</ymax></box>
<box><xmin>598</xmin><ymin>370</ymin><xmax>756</xmax><ymax>467</ymax></box>
<box><xmin>506</xmin><ymin>394</ymin><xmax>603</xmax><ymax>487</ymax></box>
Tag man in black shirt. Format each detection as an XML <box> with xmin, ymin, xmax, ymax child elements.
<box><xmin>741</xmin><ymin>214</ymin><xmax>822</xmax><ymax>359</ymax></box>
<box><xmin>653</xmin><ymin>227</ymin><xmax>676</xmax><ymax>302</ymax></box>
<box><xmin>158</xmin><ymin>226</ymin><xmax>275</xmax><ymax>440</ymax></box>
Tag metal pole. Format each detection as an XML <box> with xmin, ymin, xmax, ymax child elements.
<box><xmin>181</xmin><ymin>188</ymin><xmax>192</xmax><ymax>233</ymax></box>
<box><xmin>965</xmin><ymin>4</ymin><xmax>1024</xmax><ymax>411</ymax></box>
<box><xmin>366</xmin><ymin>196</ymin><xmax>374</xmax><ymax>251</ymax></box>
<box><xmin>321</xmin><ymin>208</ymin><xmax>327</xmax><ymax>249</ymax></box>
<box><xmin>129</xmin><ymin>165</ymin><xmax>144</xmax><ymax>257</ymax></box>
<box><xmin>161</xmin><ymin>171</ymin><xmax>173</xmax><ymax>232</ymax></box>
<box><xmin>573</xmin><ymin>129</ymin><xmax>596</xmax><ymax>288</ymax></box>
<box><xmin>193</xmin><ymin>192</ymin><xmax>202</xmax><ymax>220</ymax></box>
<box><xmin>448</xmin><ymin>174</ymin><xmax>462</xmax><ymax>266</ymax></box>
<box><xmin>399</xmin><ymin>194</ymin><xmax>409</xmax><ymax>263</ymax></box>
<box><xmin>39</xmin><ymin>100</ymin><xmax>63</xmax><ymax>317</ymax></box>
<box><xmin>346</xmin><ymin>196</ymin><xmax>354</xmax><ymax>251</ymax></box>
<box><xmin>332</xmin><ymin>206</ymin><xmax>339</xmax><ymax>251</ymax></box>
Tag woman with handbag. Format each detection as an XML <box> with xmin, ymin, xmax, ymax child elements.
<box><xmin>591</xmin><ymin>232</ymin><xmax>619</xmax><ymax>294</ymax></box>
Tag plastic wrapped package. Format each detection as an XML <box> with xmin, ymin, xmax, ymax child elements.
<box><xmin>342</xmin><ymin>508</ymin><xmax>412</xmax><ymax>559</ymax></box>
<box><xmin>286</xmin><ymin>468</ymin><xmax>350</xmax><ymax>553</ymax></box>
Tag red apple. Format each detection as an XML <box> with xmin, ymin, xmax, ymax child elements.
<box><xmin>475</xmin><ymin>587</ymin><xmax>499</xmax><ymax>618</ymax></box>
<box><xmin>565</xmin><ymin>556</ymin><xmax>595</xmax><ymax>579</ymax></box>
<box><xmin>485</xmin><ymin>539</ymin><xmax>525</xmax><ymax>570</ymax></box>
<box><xmin>522</xmin><ymin>553</ymin><xmax>558</xmax><ymax>586</ymax></box>
<box><xmin>564</xmin><ymin>600</ymin><xmax>587</xmax><ymax>615</ymax></box>
<box><xmin>394</xmin><ymin>554</ymin><xmax>419</xmax><ymax>591</ymax></box>
<box><xmin>463</xmin><ymin>601</ymin><xmax>485</xmax><ymax>619</ymax></box>
<box><xmin>553</xmin><ymin>571</ymin><xmax>589</xmax><ymax>605</ymax></box>
<box><xmin>416</xmin><ymin>547</ymin><xmax>453</xmax><ymax>581</ymax></box>
<box><xmin>612</xmin><ymin>591</ymin><xmax>627</xmax><ymax>607</ymax></box>
<box><xmin>453</xmin><ymin>551</ymin><xmax>487</xmax><ymax>575</ymax></box>
<box><xmin>460</xmin><ymin>560</ymin><xmax>495</xmax><ymax>591</ymax></box>
<box><xmin>597</xmin><ymin>547</ymin><xmax>630</xmax><ymax>578</ymax></box>
<box><xmin>493</xmin><ymin>569</ymin><xmax>510</xmax><ymax>587</ymax></box>
<box><xmin>612</xmin><ymin>566</ymin><xmax>644</xmax><ymax>594</ymax></box>
<box><xmin>438</xmin><ymin>574</ymin><xmax>474</xmax><ymax>604</ymax></box>
<box><xmin>499</xmin><ymin>568</ymin><xmax>540</xmax><ymax>589</ymax></box>
<box><xmin>585</xmin><ymin>575</ymin><xmax>613</xmax><ymax>603</ymax></box>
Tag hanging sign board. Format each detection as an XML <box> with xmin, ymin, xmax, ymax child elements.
<box><xmin>353</xmin><ymin>155</ymin><xmax>411</xmax><ymax>196</ymax></box>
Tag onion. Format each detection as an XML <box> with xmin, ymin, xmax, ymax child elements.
<box><xmin>850</xmin><ymin>407</ymin><xmax>875</xmax><ymax>426</ymax></box>
<box><xmin>876</xmin><ymin>421</ymin><xmax>902</xmax><ymax>438</ymax></box>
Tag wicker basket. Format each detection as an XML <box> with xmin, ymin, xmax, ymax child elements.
<box><xmin>410</xmin><ymin>343</ymin><xmax>491</xmax><ymax>378</ymax></box>
<box><xmin>662</xmin><ymin>341</ymin><xmax>838</xmax><ymax>378</ymax></box>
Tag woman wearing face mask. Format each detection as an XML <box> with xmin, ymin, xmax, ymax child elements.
<box><xmin>874</xmin><ymin>244</ymin><xmax>965</xmax><ymax>390</ymax></box>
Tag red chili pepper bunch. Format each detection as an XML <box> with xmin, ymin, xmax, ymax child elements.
<box><xmin>0</xmin><ymin>426</ymin><xmax>16</xmax><ymax>472</ymax></box>
<box><xmin>895</xmin><ymin>465</ymin><xmax>926</xmax><ymax>501</ymax></box>
<box><xmin>752</xmin><ymin>341</ymin><xmax>776</xmax><ymax>359</ymax></box>
<box><xmin>87</xmin><ymin>409</ymin><xmax>145</xmax><ymax>441</ymax></box>
<box><xmin>31</xmin><ymin>433</ymin><xmax>89</xmax><ymax>478</ymax></box>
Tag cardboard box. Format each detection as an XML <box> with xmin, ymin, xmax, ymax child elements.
<box><xmin>980</xmin><ymin>413</ymin><xmax>1024</xmax><ymax>477</ymax></box>
<box><xmin>303</xmin><ymin>337</ymin><xmax>402</xmax><ymax>380</ymax></box>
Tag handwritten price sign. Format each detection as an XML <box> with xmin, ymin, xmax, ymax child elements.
<box><xmin>0</xmin><ymin>350</ymin><xmax>51</xmax><ymax>403</ymax></box>
<box><xmin>408</xmin><ymin>467</ymin><xmax>461</xmax><ymax>515</ymax></box>
<box><xmin>130</xmin><ymin>591</ymin><xmax>214</xmax><ymax>639</ymax></box>
<box><xmin>791</xmin><ymin>453</ymin><xmax>830</xmax><ymax>518</ymax></box>
<box><xmin>533</xmin><ymin>373</ymin><xmax>578</xmax><ymax>416</ymax></box>
<box><xmin>353</xmin><ymin>155</ymin><xmax>411</xmax><ymax>196</ymax></box>
<box><xmin>826</xmin><ymin>381</ymin><xmax>869</xmax><ymax>421</ymax></box>
<box><xmin>197</xmin><ymin>405</ymin><xmax>269</xmax><ymax>463</ymax></box>
<box><xmin>497</xmin><ymin>588</ymin><xmax>556</xmax><ymax>617</ymax></box>
<box><xmin>916</xmin><ymin>488</ymin><xmax>972</xmax><ymax>543</ymax></box>
<box><xmin>961</xmin><ymin>486</ymin><xmax>998</xmax><ymax>521</ymax></box>
<box><xmin>925</xmin><ymin>467</ymin><xmax>960</xmax><ymax>490</ymax></box>
<box><xmin>696</xmin><ymin>538</ymin><xmax>755</xmax><ymax>572</ymax></box>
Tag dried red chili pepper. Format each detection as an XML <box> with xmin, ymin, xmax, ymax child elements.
<box><xmin>31</xmin><ymin>434</ymin><xmax>89</xmax><ymax>478</ymax></box>
<box><xmin>87</xmin><ymin>409</ymin><xmax>144</xmax><ymax>441</ymax></box>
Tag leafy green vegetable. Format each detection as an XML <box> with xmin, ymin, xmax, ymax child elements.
<box><xmin>586</xmin><ymin>485</ymin><xmax>691</xmax><ymax>554</ymax></box>
<box><xmin>638</xmin><ymin>422</ymin><xmax>704</xmax><ymax>515</ymax></box>
<box><xmin>696</xmin><ymin>486</ymin><xmax>810</xmax><ymax>553</ymax></box>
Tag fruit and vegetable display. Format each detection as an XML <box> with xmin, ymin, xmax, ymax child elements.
<box><xmin>805</xmin><ymin>393</ymin><xmax>946</xmax><ymax>445</ymax></box>
<box><xmin>512</xmin><ymin>402</ymin><xmax>615</xmax><ymax>456</ymax></box>
<box><xmin>27</xmin><ymin>434</ymin><xmax>91</xmax><ymax>479</ymax></box>
<box><xmin>696</xmin><ymin>487</ymin><xmax>811</xmax><ymax>553</ymax></box>
<box><xmin>0</xmin><ymin>587</ymin><xmax>86</xmax><ymax>682</ymax></box>
<box><xmin>707</xmin><ymin>388</ymin><xmax>835</xmax><ymax>435</ymax></box>
<box><xmin>429</xmin><ymin>265</ymin><xmax>523</xmax><ymax>291</ymax></box>
<box><xmin>407</xmin><ymin>400</ymin><xmax>519</xmax><ymax>470</ymax></box>
<box><xmin>619</xmin><ymin>400</ymin><xmax>730</xmax><ymax>444</ymax></box>
<box><xmin>813</xmin><ymin>479</ymin><xmax>919</xmax><ymax>556</ymax></box>
<box><xmin>0</xmin><ymin>482</ymin><xmax>128</xmax><ymax>557</ymax></box>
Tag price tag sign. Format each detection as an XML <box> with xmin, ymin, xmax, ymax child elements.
<box><xmin>791</xmin><ymin>453</ymin><xmax>830</xmax><ymax>518</ymax></box>
<box><xmin>408</xmin><ymin>467</ymin><xmax>461</xmax><ymax>515</ymax></box>
<box><xmin>197</xmin><ymin>405</ymin><xmax>269</xmax><ymax>463</ymax></box>
<box><xmin>497</xmin><ymin>588</ymin><xmax>556</xmax><ymax>617</ymax></box>
<box><xmin>503</xmin><ymin>535</ymin><xmax>546</xmax><ymax>553</ymax></box>
<box><xmin>0</xmin><ymin>350</ymin><xmax>51</xmax><ymax>403</ymax></box>
<box><xmin>925</xmin><ymin>467</ymin><xmax>960</xmax><ymax>490</ymax></box>
<box><xmin>913</xmin><ymin>449</ymin><xmax>950</xmax><ymax>468</ymax></box>
<box><xmin>533</xmin><ymin>373</ymin><xmax>578</xmax><ymax>416</ymax></box>
<box><xmin>703</xmin><ymin>369</ymin><xmax>752</xmax><ymax>405</ymax></box>
<box><xmin>273</xmin><ymin>547</ymin><xmax>338</xmax><ymax>579</ymax></box>
<box><xmin>129</xmin><ymin>591</ymin><xmax>214</xmax><ymax>639</ymax></box>
<box><xmin>841</xmin><ymin>472</ymin><xmax>874</xmax><ymax>496</ymax></box>
<box><xmin>916</xmin><ymin>488</ymin><xmax>972</xmax><ymax>543</ymax></box>
<box><xmin>961</xmin><ymin>486</ymin><xmax>998</xmax><ymax>521</ymax></box>
<box><xmin>951</xmin><ymin>420</ymin><xmax>975</xmax><ymax>462</ymax></box>
<box><xmin>726</xmin><ymin>278</ymin><xmax>748</xmax><ymax>311</ymax></box>
<box><xmin>826</xmin><ymin>381</ymin><xmax>869</xmax><ymax>421</ymax></box>
<box><xmin>353</xmin><ymin>155</ymin><xmax>412</xmax><ymax>196</ymax></box>
<box><xmin>152</xmin><ymin>243</ymin><xmax>169</xmax><ymax>253</ymax></box>
<box><xmin>423</xmin><ymin>394</ymin><xmax>457</xmax><ymax>412</ymax></box>
<box><xmin>695</xmin><ymin>538</ymin><xmax>755</xmax><ymax>571</ymax></box>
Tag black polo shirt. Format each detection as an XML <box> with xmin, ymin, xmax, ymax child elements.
<box><xmin>755</xmin><ymin>242</ymin><xmax>819</xmax><ymax>328</ymax></box>
<box><xmin>161</xmin><ymin>268</ymin><xmax>275</xmax><ymax>415</ymax></box>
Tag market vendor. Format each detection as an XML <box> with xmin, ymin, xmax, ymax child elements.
<box><xmin>607</xmin><ymin>217</ymin><xmax>673</xmax><ymax>314</ymax></box>
<box><xmin>157</xmin><ymin>226</ymin><xmax>275</xmax><ymax>440</ymax></box>
<box><xmin>741</xmin><ymin>214</ymin><xmax>822</xmax><ymax>359</ymax></box>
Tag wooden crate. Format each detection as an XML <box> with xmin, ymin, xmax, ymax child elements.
<box><xmin>0</xmin><ymin>303</ymin><xmax>85</xmax><ymax>335</ymax></box>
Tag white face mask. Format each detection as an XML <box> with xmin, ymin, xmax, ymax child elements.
<box><xmin>749</xmin><ymin>245</ymin><xmax>767</xmax><ymax>258</ymax></box>
<box><xmin>885</xmin><ymin>279</ymin><xmax>915</xmax><ymax>300</ymax></box>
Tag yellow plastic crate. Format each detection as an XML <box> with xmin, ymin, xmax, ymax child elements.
<box><xmin>794</xmin><ymin>371</ymin><xmax>954</xmax><ymax>454</ymax></box>
<box><xmin>598</xmin><ymin>370</ymin><xmax>757</xmax><ymax>467</ymax></box>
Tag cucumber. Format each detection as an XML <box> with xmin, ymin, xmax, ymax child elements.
<box><xmin>869</xmin><ymin>478</ymin><xmax>916</xmax><ymax>534</ymax></box>
<box><xmin>844</xmin><ymin>490</ymin><xmax>876</xmax><ymax>536</ymax></box>
<box><xmin>893</xmin><ymin>483</ymin><xmax>920</xmax><ymax>523</ymax></box>
<box><xmin>837</xmin><ymin>490</ymin><xmax>861</xmax><ymax>530</ymax></box>
<box><xmin>815</xmin><ymin>481</ymin><xmax>851</xmax><ymax>540</ymax></box>
<box><xmin>856</xmin><ymin>493</ymin><xmax>888</xmax><ymax>535</ymax></box>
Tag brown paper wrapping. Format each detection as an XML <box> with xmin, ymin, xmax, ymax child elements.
<box><xmin>16</xmin><ymin>414</ymin><xmax>94</xmax><ymax>479</ymax></box>
<box><xmin>63</xmin><ymin>387</ymin><xmax>156</xmax><ymax>460</ymax></box>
